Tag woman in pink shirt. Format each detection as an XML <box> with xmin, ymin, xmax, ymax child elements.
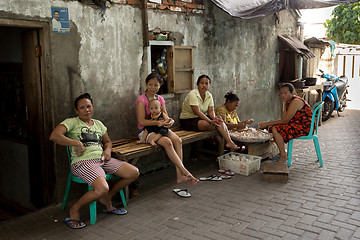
<box><xmin>136</xmin><ymin>73</ymin><xmax>199</xmax><ymax>188</ymax></box>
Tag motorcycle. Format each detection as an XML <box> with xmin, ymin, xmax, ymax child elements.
<box><xmin>319</xmin><ymin>70</ymin><xmax>349</xmax><ymax>122</ymax></box>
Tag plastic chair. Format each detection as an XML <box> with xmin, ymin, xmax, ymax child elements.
<box><xmin>62</xmin><ymin>146</ymin><xmax>127</xmax><ymax>224</ymax></box>
<box><xmin>287</xmin><ymin>101</ymin><xmax>324</xmax><ymax>167</ymax></box>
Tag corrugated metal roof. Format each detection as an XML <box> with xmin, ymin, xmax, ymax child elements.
<box><xmin>279</xmin><ymin>35</ymin><xmax>315</xmax><ymax>59</ymax></box>
<box><xmin>304</xmin><ymin>37</ymin><xmax>331</xmax><ymax>48</ymax></box>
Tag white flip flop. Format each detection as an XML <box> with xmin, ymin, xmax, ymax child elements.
<box><xmin>173</xmin><ymin>189</ymin><xmax>191</xmax><ymax>198</ymax></box>
<box><xmin>199</xmin><ymin>175</ymin><xmax>222</xmax><ymax>181</ymax></box>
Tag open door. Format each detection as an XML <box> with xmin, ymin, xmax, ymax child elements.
<box><xmin>22</xmin><ymin>29</ymin><xmax>53</xmax><ymax>207</ymax></box>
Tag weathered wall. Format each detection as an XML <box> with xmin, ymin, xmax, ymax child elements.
<box><xmin>0</xmin><ymin>0</ymin><xmax>299</xmax><ymax>203</ymax></box>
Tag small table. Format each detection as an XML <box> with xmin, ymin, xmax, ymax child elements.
<box><xmin>231</xmin><ymin>139</ymin><xmax>278</xmax><ymax>159</ymax></box>
<box><xmin>295</xmin><ymin>84</ymin><xmax>323</xmax><ymax>104</ymax></box>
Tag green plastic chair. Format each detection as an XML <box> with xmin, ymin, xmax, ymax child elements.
<box><xmin>62</xmin><ymin>146</ymin><xmax>127</xmax><ymax>224</ymax></box>
<box><xmin>287</xmin><ymin>101</ymin><xmax>324</xmax><ymax>167</ymax></box>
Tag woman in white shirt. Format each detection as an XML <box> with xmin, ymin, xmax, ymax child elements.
<box><xmin>180</xmin><ymin>75</ymin><xmax>239</xmax><ymax>150</ymax></box>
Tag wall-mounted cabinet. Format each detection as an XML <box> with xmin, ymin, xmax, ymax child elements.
<box><xmin>147</xmin><ymin>40</ymin><xmax>194</xmax><ymax>95</ymax></box>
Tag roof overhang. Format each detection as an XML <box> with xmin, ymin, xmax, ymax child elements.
<box><xmin>279</xmin><ymin>35</ymin><xmax>315</xmax><ymax>59</ymax></box>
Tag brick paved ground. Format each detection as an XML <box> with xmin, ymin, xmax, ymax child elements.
<box><xmin>1</xmin><ymin>109</ymin><xmax>360</xmax><ymax>240</ymax></box>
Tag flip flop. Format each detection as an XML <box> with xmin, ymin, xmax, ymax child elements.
<box><xmin>218</xmin><ymin>173</ymin><xmax>231</xmax><ymax>179</ymax></box>
<box><xmin>173</xmin><ymin>188</ymin><xmax>191</xmax><ymax>198</ymax></box>
<box><xmin>271</xmin><ymin>161</ymin><xmax>287</xmax><ymax>164</ymax></box>
<box><xmin>218</xmin><ymin>169</ymin><xmax>235</xmax><ymax>176</ymax></box>
<box><xmin>199</xmin><ymin>175</ymin><xmax>222</xmax><ymax>181</ymax></box>
<box><xmin>63</xmin><ymin>218</ymin><xmax>86</xmax><ymax>229</ymax></box>
<box><xmin>101</xmin><ymin>208</ymin><xmax>127</xmax><ymax>215</ymax></box>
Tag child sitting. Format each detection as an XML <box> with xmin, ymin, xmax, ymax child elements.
<box><xmin>137</xmin><ymin>99</ymin><xmax>172</xmax><ymax>146</ymax></box>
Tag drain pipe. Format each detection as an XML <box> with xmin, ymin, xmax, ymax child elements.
<box><xmin>297</xmin><ymin>21</ymin><xmax>304</xmax><ymax>79</ymax></box>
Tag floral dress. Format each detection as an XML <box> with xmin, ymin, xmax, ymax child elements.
<box><xmin>271</xmin><ymin>96</ymin><xmax>313</xmax><ymax>143</ymax></box>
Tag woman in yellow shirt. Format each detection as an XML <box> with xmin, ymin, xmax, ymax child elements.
<box><xmin>180</xmin><ymin>75</ymin><xmax>239</xmax><ymax>150</ymax></box>
<box><xmin>215</xmin><ymin>92</ymin><xmax>253</xmax><ymax>130</ymax></box>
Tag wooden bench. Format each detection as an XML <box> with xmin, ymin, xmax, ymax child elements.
<box><xmin>111</xmin><ymin>127</ymin><xmax>224</xmax><ymax>166</ymax></box>
<box><xmin>111</xmin><ymin>128</ymin><xmax>224</xmax><ymax>200</ymax></box>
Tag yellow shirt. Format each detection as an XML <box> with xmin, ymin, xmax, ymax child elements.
<box><xmin>215</xmin><ymin>104</ymin><xmax>240</xmax><ymax>124</ymax></box>
<box><xmin>180</xmin><ymin>89</ymin><xmax>214</xmax><ymax>119</ymax></box>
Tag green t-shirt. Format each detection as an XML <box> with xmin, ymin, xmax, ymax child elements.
<box><xmin>61</xmin><ymin>117</ymin><xmax>107</xmax><ymax>164</ymax></box>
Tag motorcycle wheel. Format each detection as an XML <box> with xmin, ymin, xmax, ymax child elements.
<box><xmin>338</xmin><ymin>93</ymin><xmax>347</xmax><ymax>112</ymax></box>
<box><xmin>322</xmin><ymin>97</ymin><xmax>334</xmax><ymax>122</ymax></box>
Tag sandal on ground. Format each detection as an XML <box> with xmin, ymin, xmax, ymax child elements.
<box><xmin>218</xmin><ymin>173</ymin><xmax>231</xmax><ymax>179</ymax></box>
<box><xmin>199</xmin><ymin>175</ymin><xmax>222</xmax><ymax>181</ymax></box>
<box><xmin>101</xmin><ymin>208</ymin><xmax>127</xmax><ymax>215</ymax></box>
<box><xmin>173</xmin><ymin>188</ymin><xmax>191</xmax><ymax>198</ymax></box>
<box><xmin>63</xmin><ymin>218</ymin><xmax>86</xmax><ymax>229</ymax></box>
<box><xmin>218</xmin><ymin>169</ymin><xmax>235</xmax><ymax>176</ymax></box>
<box><xmin>271</xmin><ymin>161</ymin><xmax>287</xmax><ymax>164</ymax></box>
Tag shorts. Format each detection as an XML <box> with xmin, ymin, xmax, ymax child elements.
<box><xmin>71</xmin><ymin>158</ymin><xmax>124</xmax><ymax>186</ymax></box>
<box><xmin>138</xmin><ymin>129</ymin><xmax>153</xmax><ymax>143</ymax></box>
<box><xmin>145</xmin><ymin>126</ymin><xmax>169</xmax><ymax>137</ymax></box>
<box><xmin>180</xmin><ymin>117</ymin><xmax>202</xmax><ymax>131</ymax></box>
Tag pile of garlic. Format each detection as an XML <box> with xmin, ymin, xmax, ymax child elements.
<box><xmin>230</xmin><ymin>127</ymin><xmax>273</xmax><ymax>142</ymax></box>
<box><xmin>224</xmin><ymin>154</ymin><xmax>249</xmax><ymax>163</ymax></box>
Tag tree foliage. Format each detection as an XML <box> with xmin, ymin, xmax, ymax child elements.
<box><xmin>324</xmin><ymin>2</ymin><xmax>360</xmax><ymax>44</ymax></box>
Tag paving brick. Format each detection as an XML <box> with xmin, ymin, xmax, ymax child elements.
<box><xmin>259</xmin><ymin>226</ymin><xmax>286</xmax><ymax>238</ymax></box>
<box><xmin>278</xmin><ymin>224</ymin><xmax>304</xmax><ymax>236</ymax></box>
<box><xmin>353</xmin><ymin>227</ymin><xmax>360</xmax><ymax>238</ymax></box>
<box><xmin>282</xmin><ymin>233</ymin><xmax>301</xmax><ymax>240</ymax></box>
<box><xmin>312</xmin><ymin>221</ymin><xmax>339</xmax><ymax>233</ymax></box>
<box><xmin>335</xmin><ymin>228</ymin><xmax>355</xmax><ymax>239</ymax></box>
<box><xmin>294</xmin><ymin>222</ymin><xmax>322</xmax><ymax>234</ymax></box>
<box><xmin>299</xmin><ymin>215</ymin><xmax>317</xmax><ymax>225</ymax></box>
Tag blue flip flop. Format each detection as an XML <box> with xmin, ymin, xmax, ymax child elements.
<box><xmin>63</xmin><ymin>218</ymin><xmax>86</xmax><ymax>229</ymax></box>
<box><xmin>102</xmin><ymin>208</ymin><xmax>127</xmax><ymax>215</ymax></box>
<box><xmin>272</xmin><ymin>161</ymin><xmax>287</xmax><ymax>164</ymax></box>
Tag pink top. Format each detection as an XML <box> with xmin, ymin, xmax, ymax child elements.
<box><xmin>136</xmin><ymin>93</ymin><xmax>165</xmax><ymax>130</ymax></box>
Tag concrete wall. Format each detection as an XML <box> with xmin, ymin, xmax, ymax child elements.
<box><xmin>0</xmin><ymin>0</ymin><xmax>299</xmax><ymax>203</ymax></box>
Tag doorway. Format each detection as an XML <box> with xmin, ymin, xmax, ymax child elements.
<box><xmin>0</xmin><ymin>20</ymin><xmax>54</xmax><ymax>221</ymax></box>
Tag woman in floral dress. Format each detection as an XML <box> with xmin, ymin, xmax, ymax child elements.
<box><xmin>258</xmin><ymin>83</ymin><xmax>313</xmax><ymax>163</ymax></box>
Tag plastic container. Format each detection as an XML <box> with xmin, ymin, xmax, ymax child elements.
<box><xmin>218</xmin><ymin>152</ymin><xmax>261</xmax><ymax>176</ymax></box>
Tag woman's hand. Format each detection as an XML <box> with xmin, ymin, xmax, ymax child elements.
<box><xmin>210</xmin><ymin>119</ymin><xmax>220</xmax><ymax>127</ymax></box>
<box><xmin>258</xmin><ymin>122</ymin><xmax>268</xmax><ymax>129</ymax></box>
<box><xmin>164</xmin><ymin>118</ymin><xmax>174</xmax><ymax>128</ymax></box>
<box><xmin>102</xmin><ymin>148</ymin><xmax>112</xmax><ymax>161</ymax></box>
<box><xmin>157</xmin><ymin>120</ymin><xmax>165</xmax><ymax>127</ymax></box>
<box><xmin>214</xmin><ymin>116</ymin><xmax>224</xmax><ymax>124</ymax></box>
<box><xmin>245</xmin><ymin>119</ymin><xmax>254</xmax><ymax>124</ymax></box>
<box><xmin>236</xmin><ymin>122</ymin><xmax>247</xmax><ymax>129</ymax></box>
<box><xmin>75</xmin><ymin>141</ymin><xmax>85</xmax><ymax>156</ymax></box>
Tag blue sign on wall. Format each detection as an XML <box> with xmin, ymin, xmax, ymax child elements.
<box><xmin>51</xmin><ymin>7</ymin><xmax>70</xmax><ymax>33</ymax></box>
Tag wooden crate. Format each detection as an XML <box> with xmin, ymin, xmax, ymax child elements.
<box><xmin>247</xmin><ymin>141</ymin><xmax>279</xmax><ymax>159</ymax></box>
<box><xmin>262</xmin><ymin>162</ymin><xmax>289</xmax><ymax>183</ymax></box>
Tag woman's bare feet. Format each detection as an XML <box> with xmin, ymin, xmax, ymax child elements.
<box><xmin>176</xmin><ymin>174</ymin><xmax>199</xmax><ymax>185</ymax></box>
<box><xmin>177</xmin><ymin>175</ymin><xmax>190</xmax><ymax>184</ymax></box>
<box><xmin>137</xmin><ymin>139</ymin><xmax>145</xmax><ymax>144</ymax></box>
<box><xmin>69</xmin><ymin>205</ymin><xmax>84</xmax><ymax>227</ymax></box>
<box><xmin>148</xmin><ymin>140</ymin><xmax>157</xmax><ymax>146</ymax></box>
<box><xmin>276</xmin><ymin>155</ymin><xmax>288</xmax><ymax>163</ymax></box>
<box><xmin>226</xmin><ymin>141</ymin><xmax>240</xmax><ymax>150</ymax></box>
<box><xmin>187</xmin><ymin>174</ymin><xmax>199</xmax><ymax>185</ymax></box>
<box><xmin>98</xmin><ymin>196</ymin><xmax>114</xmax><ymax>211</ymax></box>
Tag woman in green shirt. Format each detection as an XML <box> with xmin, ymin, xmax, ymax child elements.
<box><xmin>50</xmin><ymin>93</ymin><xmax>139</xmax><ymax>229</ymax></box>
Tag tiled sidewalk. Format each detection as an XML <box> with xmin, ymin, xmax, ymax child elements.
<box><xmin>1</xmin><ymin>110</ymin><xmax>360</xmax><ymax>240</ymax></box>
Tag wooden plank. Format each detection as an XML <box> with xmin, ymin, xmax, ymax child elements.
<box><xmin>262</xmin><ymin>162</ymin><xmax>289</xmax><ymax>183</ymax></box>
<box><xmin>111</xmin><ymin>129</ymin><xmax>219</xmax><ymax>161</ymax></box>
